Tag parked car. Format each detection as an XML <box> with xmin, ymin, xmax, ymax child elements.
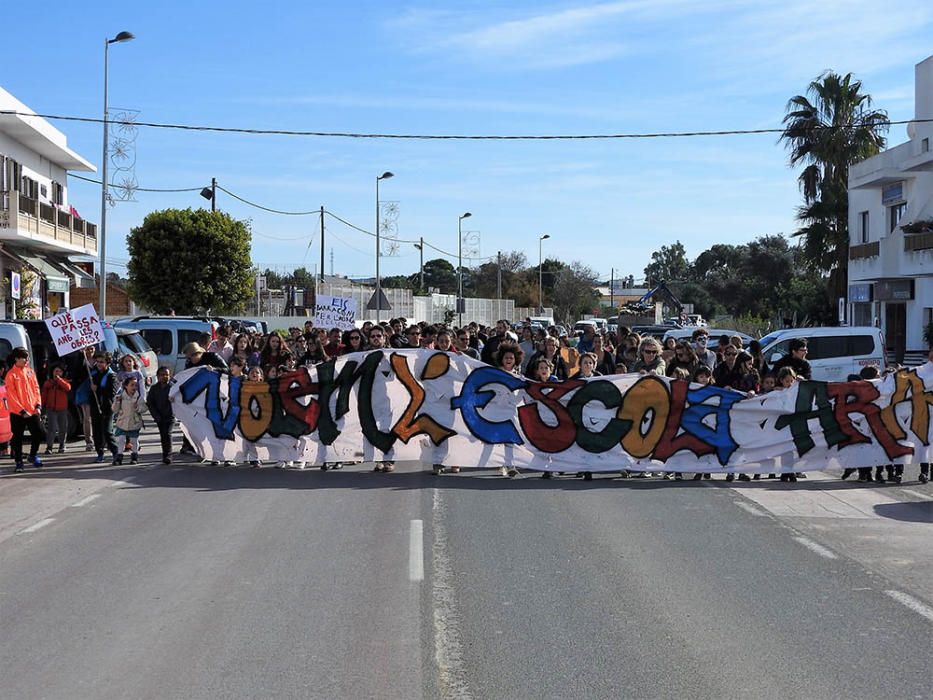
<box><xmin>0</xmin><ymin>322</ymin><xmax>34</xmax><ymax>372</ymax></box>
<box><xmin>113</xmin><ymin>316</ymin><xmax>218</xmax><ymax>374</ymax></box>
<box><xmin>758</xmin><ymin>326</ymin><xmax>886</xmax><ymax>382</ymax></box>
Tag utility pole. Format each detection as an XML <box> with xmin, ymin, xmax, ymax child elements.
<box><xmin>210</xmin><ymin>177</ymin><xmax>216</xmax><ymax>212</ymax></box>
<box><xmin>319</xmin><ymin>206</ymin><xmax>325</xmax><ymax>292</ymax></box>
<box><xmin>610</xmin><ymin>267</ymin><xmax>614</xmax><ymax>310</ymax></box>
<box><xmin>497</xmin><ymin>251</ymin><xmax>502</xmax><ymax>299</ymax></box>
<box><xmin>419</xmin><ymin>236</ymin><xmax>424</xmax><ymax>291</ymax></box>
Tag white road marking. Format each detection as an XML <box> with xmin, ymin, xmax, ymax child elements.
<box><xmin>792</xmin><ymin>536</ymin><xmax>838</xmax><ymax>560</ymax></box>
<box><xmin>733</xmin><ymin>500</ymin><xmax>765</xmax><ymax>517</ymax></box>
<box><xmin>885</xmin><ymin>590</ymin><xmax>933</xmax><ymax>623</ymax></box>
<box><xmin>431</xmin><ymin>488</ymin><xmax>472</xmax><ymax>699</ymax></box>
<box><xmin>900</xmin><ymin>489</ymin><xmax>932</xmax><ymax>501</ymax></box>
<box><xmin>20</xmin><ymin>518</ymin><xmax>54</xmax><ymax>534</ymax></box>
<box><xmin>409</xmin><ymin>519</ymin><xmax>424</xmax><ymax>582</ymax></box>
<box><xmin>71</xmin><ymin>494</ymin><xmax>100</xmax><ymax>508</ymax></box>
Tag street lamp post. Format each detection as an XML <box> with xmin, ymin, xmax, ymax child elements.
<box><xmin>458</xmin><ymin>212</ymin><xmax>472</xmax><ymax>327</ymax></box>
<box><xmin>99</xmin><ymin>30</ymin><xmax>134</xmax><ymax>321</ymax></box>
<box><xmin>375</xmin><ymin>171</ymin><xmax>393</xmax><ymax>322</ymax></box>
<box><xmin>414</xmin><ymin>237</ymin><xmax>424</xmax><ymax>291</ymax></box>
<box><xmin>538</xmin><ymin>234</ymin><xmax>550</xmax><ymax>314</ymax></box>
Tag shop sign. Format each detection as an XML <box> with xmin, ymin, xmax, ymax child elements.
<box><xmin>874</xmin><ymin>279</ymin><xmax>914</xmax><ymax>301</ymax></box>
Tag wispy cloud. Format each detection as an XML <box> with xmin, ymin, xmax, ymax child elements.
<box><xmin>390</xmin><ymin>1</ymin><xmax>697</xmax><ymax>70</ymax></box>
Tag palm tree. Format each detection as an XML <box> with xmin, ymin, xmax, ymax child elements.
<box><xmin>780</xmin><ymin>71</ymin><xmax>889</xmax><ymax>302</ymax></box>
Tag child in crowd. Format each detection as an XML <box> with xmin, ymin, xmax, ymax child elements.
<box><xmin>146</xmin><ymin>366</ymin><xmax>174</xmax><ymax>465</ymax></box>
<box><xmin>245</xmin><ymin>366</ymin><xmax>264</xmax><ymax>468</ymax></box>
<box><xmin>112</xmin><ymin>376</ymin><xmax>144</xmax><ymax>465</ymax></box>
<box><xmin>691</xmin><ymin>365</ymin><xmax>714</xmax><ymax>480</ymax></box>
<box><xmin>116</xmin><ymin>354</ymin><xmax>146</xmax><ymax>400</ymax></box>
<box><xmin>41</xmin><ymin>363</ymin><xmax>71</xmax><ymax>454</ymax></box>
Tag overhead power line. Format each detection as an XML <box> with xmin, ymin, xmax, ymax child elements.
<box><xmin>6</xmin><ymin>109</ymin><xmax>930</xmax><ymax>141</ymax></box>
<box><xmin>69</xmin><ymin>171</ymin><xmax>201</xmax><ymax>193</ymax></box>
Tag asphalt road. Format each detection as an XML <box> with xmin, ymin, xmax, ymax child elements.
<box><xmin>1</xmin><ymin>439</ymin><xmax>931</xmax><ymax>699</ymax></box>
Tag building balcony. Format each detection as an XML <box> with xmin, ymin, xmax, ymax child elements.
<box><xmin>849</xmin><ymin>241</ymin><xmax>880</xmax><ymax>259</ymax></box>
<box><xmin>0</xmin><ymin>190</ymin><xmax>97</xmax><ymax>255</ymax></box>
<box><xmin>904</xmin><ymin>231</ymin><xmax>933</xmax><ymax>252</ymax></box>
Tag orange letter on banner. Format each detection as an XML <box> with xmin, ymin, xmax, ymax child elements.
<box><xmin>617</xmin><ymin>376</ymin><xmax>670</xmax><ymax>458</ymax></box>
<box><xmin>880</xmin><ymin>370</ymin><xmax>933</xmax><ymax>446</ymax></box>
<box><xmin>239</xmin><ymin>382</ymin><xmax>274</xmax><ymax>441</ymax></box>
<box><xmin>390</xmin><ymin>353</ymin><xmax>456</xmax><ymax>445</ymax></box>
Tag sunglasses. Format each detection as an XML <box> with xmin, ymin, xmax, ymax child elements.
<box><xmin>349</xmin><ymin>335</ymin><xmax>362</xmax><ymax>340</ymax></box>
<box><xmin>724</xmin><ymin>352</ymin><xmax>737</xmax><ymax>357</ymax></box>
<box><xmin>643</xmin><ymin>349</ymin><xmax>658</xmax><ymax>355</ymax></box>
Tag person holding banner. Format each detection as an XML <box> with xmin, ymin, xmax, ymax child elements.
<box><xmin>73</xmin><ymin>346</ymin><xmax>98</xmax><ymax>451</ymax></box>
<box><xmin>89</xmin><ymin>352</ymin><xmax>118</xmax><ymax>463</ymax></box>
<box><xmin>7</xmin><ymin>347</ymin><xmax>44</xmax><ymax>472</ymax></box>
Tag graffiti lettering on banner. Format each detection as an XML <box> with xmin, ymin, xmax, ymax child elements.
<box><xmin>45</xmin><ymin>304</ymin><xmax>104</xmax><ymax>355</ymax></box>
<box><xmin>169</xmin><ymin>351</ymin><xmax>933</xmax><ymax>472</ymax></box>
<box><xmin>314</xmin><ymin>295</ymin><xmax>356</xmax><ymax>331</ymax></box>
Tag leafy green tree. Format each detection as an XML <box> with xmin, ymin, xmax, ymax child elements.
<box><xmin>127</xmin><ymin>208</ymin><xmax>253</xmax><ymax>314</ymax></box>
<box><xmin>781</xmin><ymin>71</ymin><xmax>888</xmax><ymax>300</ymax></box>
<box><xmin>644</xmin><ymin>241</ymin><xmax>690</xmax><ymax>285</ymax></box>
<box><xmin>422</xmin><ymin>258</ymin><xmax>458</xmax><ymax>294</ymax></box>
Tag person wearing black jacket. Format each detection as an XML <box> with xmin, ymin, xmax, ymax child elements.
<box><xmin>147</xmin><ymin>366</ymin><xmax>174</xmax><ymax>464</ymax></box>
<box><xmin>89</xmin><ymin>352</ymin><xmax>118</xmax><ymax>463</ymax></box>
<box><xmin>771</xmin><ymin>338</ymin><xmax>812</xmax><ymax>380</ymax></box>
<box><xmin>481</xmin><ymin>320</ymin><xmax>510</xmax><ymax>365</ymax></box>
<box><xmin>713</xmin><ymin>345</ymin><xmax>745</xmax><ymax>390</ymax></box>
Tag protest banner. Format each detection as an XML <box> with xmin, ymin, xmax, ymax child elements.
<box><xmin>44</xmin><ymin>304</ymin><xmax>104</xmax><ymax>356</ymax></box>
<box><xmin>170</xmin><ymin>351</ymin><xmax>933</xmax><ymax>472</ymax></box>
<box><xmin>314</xmin><ymin>295</ymin><xmax>356</xmax><ymax>331</ymax></box>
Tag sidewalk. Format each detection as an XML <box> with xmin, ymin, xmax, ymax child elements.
<box><xmin>0</xmin><ymin>424</ymin><xmax>181</xmax><ymax>545</ymax></box>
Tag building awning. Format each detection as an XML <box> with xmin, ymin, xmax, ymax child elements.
<box><xmin>20</xmin><ymin>255</ymin><xmax>71</xmax><ymax>293</ymax></box>
<box><xmin>57</xmin><ymin>261</ymin><xmax>96</xmax><ymax>289</ymax></box>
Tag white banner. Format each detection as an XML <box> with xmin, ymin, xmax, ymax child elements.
<box><xmin>44</xmin><ymin>304</ymin><xmax>104</xmax><ymax>356</ymax></box>
<box><xmin>169</xmin><ymin>351</ymin><xmax>933</xmax><ymax>472</ymax></box>
<box><xmin>314</xmin><ymin>295</ymin><xmax>356</xmax><ymax>331</ymax></box>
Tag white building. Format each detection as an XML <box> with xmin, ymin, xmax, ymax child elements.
<box><xmin>848</xmin><ymin>55</ymin><xmax>933</xmax><ymax>364</ymax></box>
<box><xmin>0</xmin><ymin>86</ymin><xmax>98</xmax><ymax>317</ymax></box>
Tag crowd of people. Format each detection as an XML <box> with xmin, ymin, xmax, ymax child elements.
<box><xmin>4</xmin><ymin>317</ymin><xmax>931</xmax><ymax>485</ymax></box>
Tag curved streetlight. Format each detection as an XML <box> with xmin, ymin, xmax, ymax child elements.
<box><xmin>458</xmin><ymin>212</ymin><xmax>472</xmax><ymax>327</ymax></box>
<box><xmin>374</xmin><ymin>171</ymin><xmax>394</xmax><ymax>322</ymax></box>
<box><xmin>539</xmin><ymin>234</ymin><xmax>551</xmax><ymax>314</ymax></box>
<box><xmin>99</xmin><ymin>30</ymin><xmax>135</xmax><ymax>320</ymax></box>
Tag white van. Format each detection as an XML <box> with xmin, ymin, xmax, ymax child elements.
<box><xmin>758</xmin><ymin>326</ymin><xmax>886</xmax><ymax>382</ymax></box>
<box><xmin>113</xmin><ymin>316</ymin><xmax>218</xmax><ymax>374</ymax></box>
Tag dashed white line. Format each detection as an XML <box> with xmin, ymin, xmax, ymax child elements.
<box><xmin>792</xmin><ymin>536</ymin><xmax>838</xmax><ymax>560</ymax></box>
<box><xmin>900</xmin><ymin>489</ymin><xmax>932</xmax><ymax>501</ymax></box>
<box><xmin>733</xmin><ymin>500</ymin><xmax>766</xmax><ymax>517</ymax></box>
<box><xmin>19</xmin><ymin>518</ymin><xmax>55</xmax><ymax>534</ymax></box>
<box><xmin>71</xmin><ymin>494</ymin><xmax>101</xmax><ymax>508</ymax></box>
<box><xmin>885</xmin><ymin>590</ymin><xmax>933</xmax><ymax>623</ymax></box>
<box><xmin>409</xmin><ymin>519</ymin><xmax>424</xmax><ymax>582</ymax></box>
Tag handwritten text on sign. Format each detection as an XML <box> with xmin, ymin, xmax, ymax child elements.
<box><xmin>45</xmin><ymin>304</ymin><xmax>104</xmax><ymax>355</ymax></box>
<box><xmin>314</xmin><ymin>295</ymin><xmax>357</xmax><ymax>331</ymax></box>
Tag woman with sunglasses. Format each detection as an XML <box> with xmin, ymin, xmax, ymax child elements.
<box><xmin>341</xmin><ymin>329</ymin><xmax>367</xmax><ymax>355</ymax></box>
<box><xmin>631</xmin><ymin>338</ymin><xmax>666</xmax><ymax>375</ymax></box>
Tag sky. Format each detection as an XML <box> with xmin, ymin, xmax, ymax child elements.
<box><xmin>3</xmin><ymin>0</ymin><xmax>932</xmax><ymax>284</ymax></box>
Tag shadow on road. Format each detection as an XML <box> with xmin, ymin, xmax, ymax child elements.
<box><xmin>4</xmin><ymin>455</ymin><xmax>930</xmax><ymax>498</ymax></box>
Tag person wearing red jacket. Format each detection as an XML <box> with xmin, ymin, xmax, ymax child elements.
<box><xmin>6</xmin><ymin>346</ymin><xmax>44</xmax><ymax>472</ymax></box>
<box><xmin>41</xmin><ymin>363</ymin><xmax>72</xmax><ymax>455</ymax></box>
